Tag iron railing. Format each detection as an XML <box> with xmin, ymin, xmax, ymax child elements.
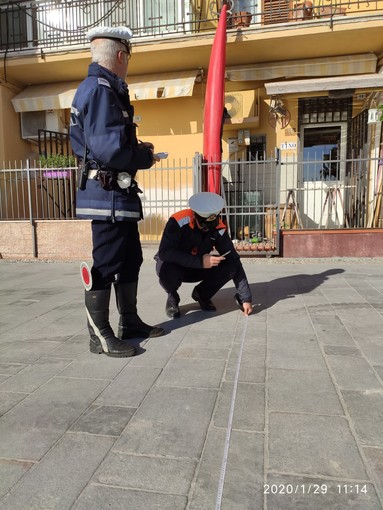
<box><xmin>1</xmin><ymin>152</ymin><xmax>382</xmax><ymax>253</ymax></box>
<box><xmin>1</xmin><ymin>0</ymin><xmax>381</xmax><ymax>54</ymax></box>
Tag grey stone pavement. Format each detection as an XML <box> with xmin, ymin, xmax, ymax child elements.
<box><xmin>0</xmin><ymin>251</ymin><xmax>383</xmax><ymax>510</ymax></box>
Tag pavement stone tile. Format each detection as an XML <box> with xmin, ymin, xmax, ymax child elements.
<box><xmin>188</xmin><ymin>428</ymin><xmax>264</xmax><ymax>510</ymax></box>
<box><xmin>375</xmin><ymin>365</ymin><xmax>383</xmax><ymax>381</ymax></box>
<box><xmin>175</xmin><ymin>345</ymin><xmax>229</xmax><ymax>359</ymax></box>
<box><xmin>267</xmin><ymin>332</ymin><xmax>327</xmax><ymax>371</ymax></box>
<box><xmin>0</xmin><ymin>363</ymin><xmax>27</xmax><ymax>376</ymax></box>
<box><xmin>267</xmin><ymin>312</ymin><xmax>315</xmax><ymax>334</ymax></box>
<box><xmin>269</xmin><ymin>412</ymin><xmax>368</xmax><ymax>479</ymax></box>
<box><xmin>213</xmin><ymin>381</ymin><xmax>265</xmax><ymax>431</ymax></box>
<box><xmin>156</xmin><ymin>357</ymin><xmax>226</xmax><ymax>388</ymax></box>
<box><xmin>266</xmin><ymin>474</ymin><xmax>381</xmax><ymax>510</ymax></box>
<box><xmin>341</xmin><ymin>390</ymin><xmax>383</xmax><ymax>447</ymax></box>
<box><xmin>0</xmin><ymin>341</ymin><xmax>64</xmax><ymax>363</ymax></box>
<box><xmin>44</xmin><ymin>339</ymin><xmax>90</xmax><ymax>358</ymax></box>
<box><xmin>363</xmin><ymin>447</ymin><xmax>383</xmax><ymax>501</ymax></box>
<box><xmin>129</xmin><ymin>338</ymin><xmax>185</xmax><ymax>367</ymax></box>
<box><xmin>70</xmin><ymin>405</ymin><xmax>136</xmax><ymax>436</ymax></box>
<box><xmin>310</xmin><ymin>314</ymin><xmax>355</xmax><ymax>345</ymax></box>
<box><xmin>0</xmin><ymin>376</ymin><xmax>108</xmax><ymax>460</ymax></box>
<box><xmin>94</xmin><ymin>365</ymin><xmax>161</xmax><ymax>407</ymax></box>
<box><xmin>323</xmin><ymin>345</ymin><xmax>362</xmax><ymax>356</ymax></box>
<box><xmin>225</xmin><ymin>344</ymin><xmax>266</xmax><ymax>383</ymax></box>
<box><xmin>0</xmin><ymin>459</ymin><xmax>35</xmax><ymax>500</ymax></box>
<box><xmin>0</xmin><ymin>433</ymin><xmax>115</xmax><ymax>510</ymax></box>
<box><xmin>93</xmin><ymin>451</ymin><xmax>196</xmax><ymax>494</ymax></box>
<box><xmin>0</xmin><ymin>358</ymin><xmax>71</xmax><ymax>393</ymax></box>
<box><xmin>113</xmin><ymin>386</ymin><xmax>217</xmax><ymax>458</ymax></box>
<box><xmin>59</xmin><ymin>351</ymin><xmax>130</xmax><ymax>380</ymax></box>
<box><xmin>179</xmin><ymin>329</ymin><xmax>235</xmax><ymax>349</ymax></box>
<box><xmin>73</xmin><ymin>484</ymin><xmax>187</xmax><ymax>510</ymax></box>
<box><xmin>268</xmin><ymin>368</ymin><xmax>343</xmax><ymax>415</ymax></box>
<box><xmin>326</xmin><ymin>355</ymin><xmax>382</xmax><ymax>391</ymax></box>
<box><xmin>0</xmin><ymin>391</ymin><xmax>29</xmax><ymax>417</ymax></box>
<box><xmin>352</xmin><ymin>336</ymin><xmax>383</xmax><ymax>366</ymax></box>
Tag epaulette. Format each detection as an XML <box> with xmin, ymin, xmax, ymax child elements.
<box><xmin>98</xmin><ymin>78</ymin><xmax>111</xmax><ymax>87</ymax></box>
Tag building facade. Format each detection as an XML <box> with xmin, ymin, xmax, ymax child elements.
<box><xmin>1</xmin><ymin>0</ymin><xmax>383</xmax><ymax>244</ymax></box>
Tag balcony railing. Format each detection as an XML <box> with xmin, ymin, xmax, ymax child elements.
<box><xmin>1</xmin><ymin>0</ymin><xmax>381</xmax><ymax>54</ymax></box>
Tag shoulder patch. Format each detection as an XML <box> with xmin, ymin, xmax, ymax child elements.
<box><xmin>98</xmin><ymin>78</ymin><xmax>111</xmax><ymax>87</ymax></box>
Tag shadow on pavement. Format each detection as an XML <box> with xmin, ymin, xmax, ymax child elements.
<box><xmin>153</xmin><ymin>268</ymin><xmax>345</xmax><ymax>334</ymax></box>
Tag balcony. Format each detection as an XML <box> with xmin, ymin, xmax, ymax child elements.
<box><xmin>1</xmin><ymin>0</ymin><xmax>382</xmax><ymax>54</ymax></box>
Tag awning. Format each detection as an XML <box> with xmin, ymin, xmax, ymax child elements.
<box><xmin>128</xmin><ymin>70</ymin><xmax>201</xmax><ymax>100</ymax></box>
<box><xmin>11</xmin><ymin>70</ymin><xmax>201</xmax><ymax>112</ymax></box>
<box><xmin>226</xmin><ymin>54</ymin><xmax>377</xmax><ymax>82</ymax></box>
<box><xmin>11</xmin><ymin>81</ymin><xmax>81</xmax><ymax>112</ymax></box>
<box><xmin>265</xmin><ymin>73</ymin><xmax>383</xmax><ymax>95</ymax></box>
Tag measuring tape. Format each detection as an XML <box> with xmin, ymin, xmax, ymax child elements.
<box><xmin>215</xmin><ymin>315</ymin><xmax>249</xmax><ymax>510</ymax></box>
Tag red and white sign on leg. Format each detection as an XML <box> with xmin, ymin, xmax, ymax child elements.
<box><xmin>80</xmin><ymin>261</ymin><xmax>93</xmax><ymax>291</ymax></box>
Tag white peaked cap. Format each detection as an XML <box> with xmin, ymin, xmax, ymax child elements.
<box><xmin>86</xmin><ymin>26</ymin><xmax>133</xmax><ymax>42</ymax></box>
<box><xmin>189</xmin><ymin>192</ymin><xmax>224</xmax><ymax>218</ymax></box>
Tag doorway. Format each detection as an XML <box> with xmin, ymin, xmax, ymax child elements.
<box><xmin>300</xmin><ymin>123</ymin><xmax>347</xmax><ymax>227</ymax></box>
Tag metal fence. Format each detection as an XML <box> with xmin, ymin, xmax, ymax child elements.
<box><xmin>1</xmin><ymin>0</ymin><xmax>380</xmax><ymax>53</ymax></box>
<box><xmin>1</xmin><ymin>151</ymin><xmax>382</xmax><ymax>253</ymax></box>
<box><xmin>279</xmin><ymin>153</ymin><xmax>383</xmax><ymax>229</ymax></box>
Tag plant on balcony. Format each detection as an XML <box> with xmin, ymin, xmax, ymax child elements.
<box><xmin>232</xmin><ymin>0</ymin><xmax>253</xmax><ymax>27</ymax></box>
<box><xmin>39</xmin><ymin>154</ymin><xmax>76</xmax><ymax>168</ymax></box>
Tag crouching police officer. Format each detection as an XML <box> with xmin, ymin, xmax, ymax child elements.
<box><xmin>155</xmin><ymin>192</ymin><xmax>253</xmax><ymax>318</ymax></box>
<box><xmin>70</xmin><ymin>26</ymin><xmax>164</xmax><ymax>357</ymax></box>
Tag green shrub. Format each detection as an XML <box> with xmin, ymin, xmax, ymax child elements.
<box><xmin>39</xmin><ymin>154</ymin><xmax>76</xmax><ymax>168</ymax></box>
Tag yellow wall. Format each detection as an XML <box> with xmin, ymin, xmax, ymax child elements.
<box><xmin>0</xmin><ymin>84</ymin><xmax>31</xmax><ymax>164</ymax></box>
<box><xmin>133</xmin><ymin>83</ymin><xmax>205</xmax><ymax>162</ymax></box>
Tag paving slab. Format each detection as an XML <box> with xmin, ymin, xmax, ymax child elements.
<box><xmin>0</xmin><ymin>257</ymin><xmax>382</xmax><ymax>509</ymax></box>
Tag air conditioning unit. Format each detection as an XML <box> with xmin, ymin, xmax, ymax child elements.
<box><xmin>224</xmin><ymin>90</ymin><xmax>259</xmax><ymax>124</ymax></box>
<box><xmin>21</xmin><ymin>110</ymin><xmax>66</xmax><ymax>140</ymax></box>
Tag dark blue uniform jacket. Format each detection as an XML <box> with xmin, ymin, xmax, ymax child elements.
<box><xmin>70</xmin><ymin>63</ymin><xmax>153</xmax><ymax>222</ymax></box>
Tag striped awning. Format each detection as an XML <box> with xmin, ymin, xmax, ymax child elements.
<box><xmin>226</xmin><ymin>54</ymin><xmax>377</xmax><ymax>82</ymax></box>
<box><xmin>11</xmin><ymin>81</ymin><xmax>81</xmax><ymax>112</ymax></box>
<box><xmin>11</xmin><ymin>70</ymin><xmax>201</xmax><ymax>113</ymax></box>
<box><xmin>128</xmin><ymin>70</ymin><xmax>201</xmax><ymax>100</ymax></box>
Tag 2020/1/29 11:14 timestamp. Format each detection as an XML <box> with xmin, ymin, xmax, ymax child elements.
<box><xmin>337</xmin><ymin>484</ymin><xmax>368</xmax><ymax>494</ymax></box>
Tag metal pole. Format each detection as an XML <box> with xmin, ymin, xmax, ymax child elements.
<box><xmin>26</xmin><ymin>160</ymin><xmax>37</xmax><ymax>257</ymax></box>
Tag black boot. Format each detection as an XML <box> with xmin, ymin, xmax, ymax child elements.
<box><xmin>85</xmin><ymin>289</ymin><xmax>136</xmax><ymax>357</ymax></box>
<box><xmin>166</xmin><ymin>292</ymin><xmax>180</xmax><ymax>319</ymax></box>
<box><xmin>115</xmin><ymin>282</ymin><xmax>164</xmax><ymax>340</ymax></box>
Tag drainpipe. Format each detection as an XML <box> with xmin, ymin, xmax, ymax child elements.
<box><xmin>26</xmin><ymin>160</ymin><xmax>37</xmax><ymax>258</ymax></box>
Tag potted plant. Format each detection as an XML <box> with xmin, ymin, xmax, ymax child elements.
<box><xmin>232</xmin><ymin>1</ymin><xmax>253</xmax><ymax>27</ymax></box>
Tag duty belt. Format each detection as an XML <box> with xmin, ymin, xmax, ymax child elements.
<box><xmin>87</xmin><ymin>169</ymin><xmax>133</xmax><ymax>190</ymax></box>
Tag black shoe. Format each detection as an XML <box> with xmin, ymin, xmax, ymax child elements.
<box><xmin>89</xmin><ymin>335</ymin><xmax>136</xmax><ymax>357</ymax></box>
<box><xmin>166</xmin><ymin>297</ymin><xmax>180</xmax><ymax>319</ymax></box>
<box><xmin>191</xmin><ymin>288</ymin><xmax>216</xmax><ymax>311</ymax></box>
<box><xmin>118</xmin><ymin>320</ymin><xmax>164</xmax><ymax>340</ymax></box>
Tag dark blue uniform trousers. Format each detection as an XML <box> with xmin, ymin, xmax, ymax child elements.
<box><xmin>91</xmin><ymin>220</ymin><xmax>143</xmax><ymax>290</ymax></box>
<box><xmin>156</xmin><ymin>258</ymin><xmax>239</xmax><ymax>302</ymax></box>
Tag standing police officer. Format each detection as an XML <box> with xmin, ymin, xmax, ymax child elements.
<box><xmin>70</xmin><ymin>26</ymin><xmax>164</xmax><ymax>358</ymax></box>
<box><xmin>155</xmin><ymin>192</ymin><xmax>253</xmax><ymax>318</ymax></box>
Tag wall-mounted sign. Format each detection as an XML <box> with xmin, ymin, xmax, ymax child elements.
<box><xmin>281</xmin><ymin>142</ymin><xmax>297</xmax><ymax>150</ymax></box>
